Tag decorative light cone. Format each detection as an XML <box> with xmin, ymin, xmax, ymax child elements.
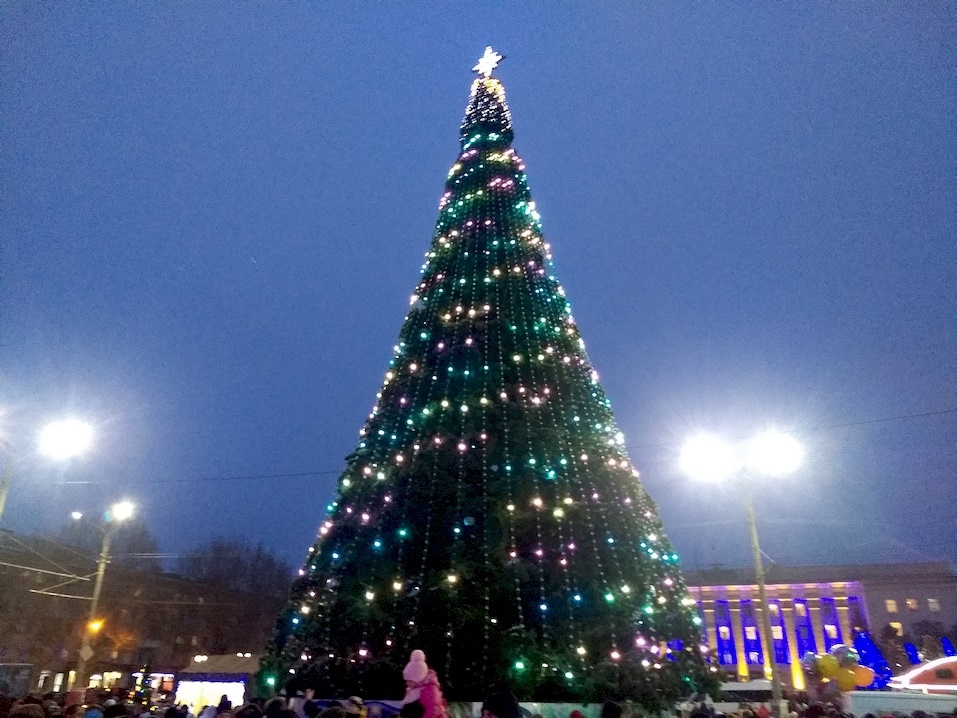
<box><xmin>263</xmin><ymin>52</ymin><xmax>713</xmax><ymax>702</ymax></box>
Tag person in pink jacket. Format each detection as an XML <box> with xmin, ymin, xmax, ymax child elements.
<box><xmin>401</xmin><ymin>650</ymin><xmax>448</xmax><ymax>718</ymax></box>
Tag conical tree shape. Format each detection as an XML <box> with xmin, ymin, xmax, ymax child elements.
<box><xmin>263</xmin><ymin>56</ymin><xmax>715</xmax><ymax>705</ymax></box>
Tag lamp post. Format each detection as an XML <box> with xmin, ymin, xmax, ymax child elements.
<box><xmin>0</xmin><ymin>418</ymin><xmax>94</xmax><ymax>522</ymax></box>
<box><xmin>680</xmin><ymin>430</ymin><xmax>804</xmax><ymax>718</ymax></box>
<box><xmin>73</xmin><ymin>500</ymin><xmax>135</xmax><ymax>692</ymax></box>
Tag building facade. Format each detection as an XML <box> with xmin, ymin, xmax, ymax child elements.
<box><xmin>684</xmin><ymin>562</ymin><xmax>957</xmax><ymax>689</ymax></box>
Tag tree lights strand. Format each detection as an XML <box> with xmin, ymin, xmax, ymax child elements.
<box><xmin>262</xmin><ymin>51</ymin><xmax>713</xmax><ymax>703</ymax></box>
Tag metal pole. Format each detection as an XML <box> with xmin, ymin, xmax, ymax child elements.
<box><xmin>0</xmin><ymin>463</ymin><xmax>13</xmax><ymax>522</ymax></box>
<box><xmin>74</xmin><ymin>527</ymin><xmax>113</xmax><ymax>691</ymax></box>
<box><xmin>746</xmin><ymin>493</ymin><xmax>787</xmax><ymax>718</ymax></box>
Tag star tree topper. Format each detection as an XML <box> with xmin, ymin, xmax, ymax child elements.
<box><xmin>473</xmin><ymin>46</ymin><xmax>504</xmax><ymax>78</ymax></box>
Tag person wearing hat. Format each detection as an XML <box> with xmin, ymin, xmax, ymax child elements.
<box><xmin>400</xmin><ymin>651</ymin><xmax>446</xmax><ymax>718</ymax></box>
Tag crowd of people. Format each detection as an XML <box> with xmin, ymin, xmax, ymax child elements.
<box><xmin>2</xmin><ymin>651</ymin><xmax>955</xmax><ymax>718</ymax></box>
<box><xmin>681</xmin><ymin>695</ymin><xmax>957</xmax><ymax>718</ymax></box>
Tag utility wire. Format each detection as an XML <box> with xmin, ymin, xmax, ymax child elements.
<box><xmin>59</xmin><ymin>470</ymin><xmax>341</xmax><ymax>486</ymax></box>
<box><xmin>54</xmin><ymin>405</ymin><xmax>957</xmax><ymax>486</ymax></box>
<box><xmin>626</xmin><ymin>406</ymin><xmax>957</xmax><ymax>450</ymax></box>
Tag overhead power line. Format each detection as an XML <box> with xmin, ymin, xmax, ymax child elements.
<box><xmin>626</xmin><ymin>406</ymin><xmax>957</xmax><ymax>450</ymax></box>
<box><xmin>55</xmin><ymin>405</ymin><xmax>957</xmax><ymax>486</ymax></box>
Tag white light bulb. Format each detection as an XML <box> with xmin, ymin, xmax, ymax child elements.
<box><xmin>110</xmin><ymin>501</ymin><xmax>135</xmax><ymax>522</ymax></box>
<box><xmin>679</xmin><ymin>433</ymin><xmax>738</xmax><ymax>482</ymax></box>
<box><xmin>37</xmin><ymin>419</ymin><xmax>93</xmax><ymax>461</ymax></box>
<box><xmin>744</xmin><ymin>430</ymin><xmax>804</xmax><ymax>476</ymax></box>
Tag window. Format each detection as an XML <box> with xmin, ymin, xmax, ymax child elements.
<box><xmin>889</xmin><ymin>621</ymin><xmax>903</xmax><ymax>636</ymax></box>
<box><xmin>719</xmin><ymin>626</ymin><xmax>731</xmax><ymax>640</ymax></box>
<box><xmin>745</xmin><ymin>626</ymin><xmax>757</xmax><ymax>640</ymax></box>
<box><xmin>928</xmin><ymin>598</ymin><xmax>941</xmax><ymax>612</ymax></box>
<box><xmin>772</xmin><ymin>626</ymin><xmax>784</xmax><ymax>640</ymax></box>
<box><xmin>795</xmin><ymin>602</ymin><xmax>807</xmax><ymax>617</ymax></box>
<box><xmin>906</xmin><ymin>598</ymin><xmax>919</xmax><ymax>610</ymax></box>
<box><xmin>825</xmin><ymin>624</ymin><xmax>838</xmax><ymax>639</ymax></box>
<box><xmin>885</xmin><ymin>599</ymin><xmax>898</xmax><ymax>613</ymax></box>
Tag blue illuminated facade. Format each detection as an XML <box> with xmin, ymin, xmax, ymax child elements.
<box><xmin>685</xmin><ymin>562</ymin><xmax>957</xmax><ymax>688</ymax></box>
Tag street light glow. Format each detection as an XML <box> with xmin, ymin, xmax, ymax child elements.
<box><xmin>678</xmin><ymin>433</ymin><xmax>738</xmax><ymax>482</ymax></box>
<box><xmin>681</xmin><ymin>430</ymin><xmax>803</xmax><ymax>481</ymax></box>
<box><xmin>744</xmin><ymin>430</ymin><xmax>804</xmax><ymax>476</ymax></box>
<box><xmin>71</xmin><ymin>511</ymin><xmax>83</xmax><ymax>521</ymax></box>
<box><xmin>677</xmin><ymin>426</ymin><xmax>802</xmax><ymax>718</ymax></box>
<box><xmin>110</xmin><ymin>501</ymin><xmax>135</xmax><ymax>522</ymax></box>
<box><xmin>37</xmin><ymin>419</ymin><xmax>93</xmax><ymax>461</ymax></box>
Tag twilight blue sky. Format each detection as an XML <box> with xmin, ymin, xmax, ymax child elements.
<box><xmin>2</xmin><ymin>3</ymin><xmax>955</xmax><ymax>570</ymax></box>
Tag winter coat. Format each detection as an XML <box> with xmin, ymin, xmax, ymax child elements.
<box><xmin>402</xmin><ymin>670</ymin><xmax>447</xmax><ymax>718</ymax></box>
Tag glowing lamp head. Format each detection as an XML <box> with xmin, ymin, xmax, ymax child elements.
<box><xmin>88</xmin><ymin>619</ymin><xmax>104</xmax><ymax>633</ymax></box>
<box><xmin>109</xmin><ymin>501</ymin><xmax>135</xmax><ymax>522</ymax></box>
<box><xmin>744</xmin><ymin>430</ymin><xmax>804</xmax><ymax>476</ymax></box>
<box><xmin>37</xmin><ymin>418</ymin><xmax>93</xmax><ymax>461</ymax></box>
<box><xmin>679</xmin><ymin>433</ymin><xmax>737</xmax><ymax>482</ymax></box>
<box><xmin>71</xmin><ymin>511</ymin><xmax>83</xmax><ymax>521</ymax></box>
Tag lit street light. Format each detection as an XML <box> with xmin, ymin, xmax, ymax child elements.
<box><xmin>37</xmin><ymin>419</ymin><xmax>94</xmax><ymax>461</ymax></box>
<box><xmin>680</xmin><ymin>430</ymin><xmax>804</xmax><ymax>718</ymax></box>
<box><xmin>0</xmin><ymin>417</ymin><xmax>95</xmax><ymax>522</ymax></box>
<box><xmin>73</xmin><ymin>500</ymin><xmax>136</xmax><ymax>692</ymax></box>
<box><xmin>109</xmin><ymin>500</ymin><xmax>135</xmax><ymax>522</ymax></box>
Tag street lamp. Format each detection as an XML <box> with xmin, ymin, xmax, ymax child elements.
<box><xmin>37</xmin><ymin>419</ymin><xmax>94</xmax><ymax>462</ymax></box>
<box><xmin>73</xmin><ymin>500</ymin><xmax>136</xmax><ymax>692</ymax></box>
<box><xmin>680</xmin><ymin>430</ymin><xmax>803</xmax><ymax>718</ymax></box>
<box><xmin>0</xmin><ymin>418</ymin><xmax>95</xmax><ymax>521</ymax></box>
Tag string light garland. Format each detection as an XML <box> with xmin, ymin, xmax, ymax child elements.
<box><xmin>260</xmin><ymin>48</ymin><xmax>717</xmax><ymax>705</ymax></box>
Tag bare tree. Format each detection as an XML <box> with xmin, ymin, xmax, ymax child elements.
<box><xmin>58</xmin><ymin>515</ymin><xmax>161</xmax><ymax>572</ymax></box>
<box><xmin>176</xmin><ymin>538</ymin><xmax>291</xmax><ymax>598</ymax></box>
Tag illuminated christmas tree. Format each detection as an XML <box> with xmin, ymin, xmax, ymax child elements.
<box><xmin>262</xmin><ymin>48</ymin><xmax>714</xmax><ymax>705</ymax></box>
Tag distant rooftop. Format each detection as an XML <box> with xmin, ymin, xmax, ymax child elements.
<box><xmin>683</xmin><ymin>561</ymin><xmax>955</xmax><ymax>588</ymax></box>
<box><xmin>178</xmin><ymin>653</ymin><xmax>261</xmax><ymax>675</ymax></box>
